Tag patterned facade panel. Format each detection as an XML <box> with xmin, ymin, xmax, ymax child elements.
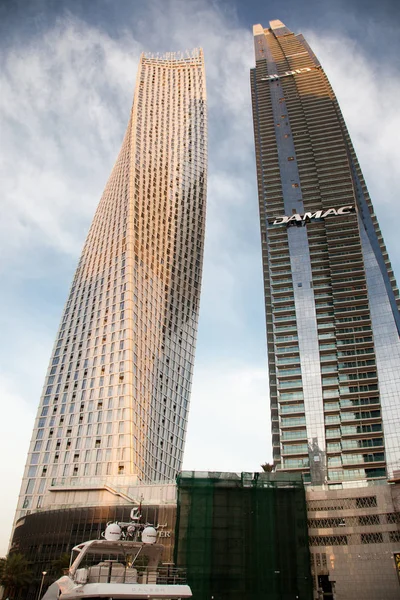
<box><xmin>307</xmin><ymin>484</ymin><xmax>400</xmax><ymax>599</ymax></box>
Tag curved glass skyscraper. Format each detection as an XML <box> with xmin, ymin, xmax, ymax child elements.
<box><xmin>15</xmin><ymin>49</ymin><xmax>207</xmax><ymax>523</ymax></box>
<box><xmin>251</xmin><ymin>21</ymin><xmax>400</xmax><ymax>485</ymax></box>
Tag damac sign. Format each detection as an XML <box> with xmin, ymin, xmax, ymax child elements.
<box><xmin>261</xmin><ymin>67</ymin><xmax>312</xmax><ymax>82</ymax></box>
<box><xmin>271</xmin><ymin>205</ymin><xmax>356</xmax><ymax>226</ymax></box>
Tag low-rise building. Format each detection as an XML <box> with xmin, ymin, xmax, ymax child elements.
<box><xmin>9</xmin><ymin>473</ymin><xmax>399</xmax><ymax>599</ymax></box>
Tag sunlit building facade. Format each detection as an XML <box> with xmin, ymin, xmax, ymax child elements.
<box><xmin>14</xmin><ymin>49</ymin><xmax>207</xmax><ymax>523</ymax></box>
<box><xmin>251</xmin><ymin>20</ymin><xmax>400</xmax><ymax>485</ymax></box>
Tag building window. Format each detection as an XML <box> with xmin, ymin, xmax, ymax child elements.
<box><xmin>25</xmin><ymin>480</ymin><xmax>35</xmax><ymax>494</ymax></box>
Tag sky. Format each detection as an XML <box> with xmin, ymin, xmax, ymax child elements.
<box><xmin>0</xmin><ymin>0</ymin><xmax>399</xmax><ymax>555</ymax></box>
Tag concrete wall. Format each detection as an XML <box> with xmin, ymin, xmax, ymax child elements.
<box><xmin>39</xmin><ymin>479</ymin><xmax>177</xmax><ymax>510</ymax></box>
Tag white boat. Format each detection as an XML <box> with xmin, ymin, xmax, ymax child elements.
<box><xmin>41</xmin><ymin>511</ymin><xmax>192</xmax><ymax>599</ymax></box>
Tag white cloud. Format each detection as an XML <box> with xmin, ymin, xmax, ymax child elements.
<box><xmin>0</xmin><ymin>18</ymin><xmax>142</xmax><ymax>264</ymax></box>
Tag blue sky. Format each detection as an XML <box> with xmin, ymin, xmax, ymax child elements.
<box><xmin>1</xmin><ymin>0</ymin><xmax>399</xmax><ymax>554</ymax></box>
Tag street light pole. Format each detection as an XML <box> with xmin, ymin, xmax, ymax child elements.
<box><xmin>37</xmin><ymin>571</ymin><xmax>47</xmax><ymax>600</ymax></box>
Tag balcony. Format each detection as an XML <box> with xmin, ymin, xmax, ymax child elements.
<box><xmin>73</xmin><ymin>563</ymin><xmax>188</xmax><ymax>585</ymax></box>
<box><xmin>279</xmin><ymin>403</ymin><xmax>305</xmax><ymax>416</ymax></box>
<box><xmin>281</xmin><ymin>429</ymin><xmax>307</xmax><ymax>441</ymax></box>
<box><xmin>341</xmin><ymin>452</ymin><xmax>385</xmax><ymax>467</ymax></box>
<box><xmin>280</xmin><ymin>416</ymin><xmax>306</xmax><ymax>428</ymax></box>
<box><xmin>281</xmin><ymin>444</ymin><xmax>308</xmax><ymax>456</ymax></box>
<box><xmin>278</xmin><ymin>379</ymin><xmax>303</xmax><ymax>391</ymax></box>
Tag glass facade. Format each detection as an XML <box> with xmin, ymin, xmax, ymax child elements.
<box><xmin>14</xmin><ymin>49</ymin><xmax>207</xmax><ymax>523</ymax></box>
<box><xmin>251</xmin><ymin>20</ymin><xmax>400</xmax><ymax>484</ymax></box>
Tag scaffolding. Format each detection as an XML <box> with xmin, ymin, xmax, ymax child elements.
<box><xmin>175</xmin><ymin>471</ymin><xmax>313</xmax><ymax>599</ymax></box>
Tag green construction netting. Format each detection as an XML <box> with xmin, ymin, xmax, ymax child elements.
<box><xmin>175</xmin><ymin>471</ymin><xmax>312</xmax><ymax>600</ymax></box>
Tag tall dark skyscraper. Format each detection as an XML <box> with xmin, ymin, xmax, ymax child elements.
<box><xmin>251</xmin><ymin>20</ymin><xmax>400</xmax><ymax>485</ymax></box>
<box><xmin>14</xmin><ymin>49</ymin><xmax>207</xmax><ymax>526</ymax></box>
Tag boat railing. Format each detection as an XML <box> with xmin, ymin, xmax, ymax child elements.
<box><xmin>74</xmin><ymin>562</ymin><xmax>187</xmax><ymax>585</ymax></box>
<box><xmin>155</xmin><ymin>566</ymin><xmax>188</xmax><ymax>584</ymax></box>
